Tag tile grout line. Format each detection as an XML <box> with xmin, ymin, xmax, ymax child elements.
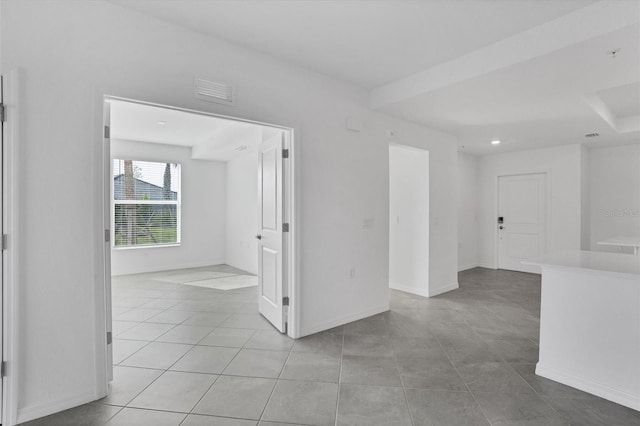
<box><xmin>255</xmin><ymin>331</ymin><xmax>296</xmax><ymax>423</ymax></box>
<box><xmin>389</xmin><ymin>327</ymin><xmax>417</xmax><ymax>426</ymax></box>
<box><xmin>459</xmin><ymin>312</ymin><xmax>568</xmax><ymax>421</ymax></box>
<box><xmin>183</xmin><ymin>325</ymin><xmax>258</xmax><ymax>419</ymax></box>
<box><xmin>333</xmin><ymin>329</ymin><xmax>346</xmax><ymax>426</ymax></box>
<box><xmin>432</xmin><ymin>317</ymin><xmax>495</xmax><ymax>426</ymax></box>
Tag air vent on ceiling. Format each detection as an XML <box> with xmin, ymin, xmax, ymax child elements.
<box><xmin>194</xmin><ymin>76</ymin><xmax>236</xmax><ymax>106</ymax></box>
<box><xmin>585</xmin><ymin>133</ymin><xmax>599</xmax><ymax>138</ymax></box>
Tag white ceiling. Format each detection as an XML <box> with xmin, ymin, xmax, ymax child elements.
<box><xmin>380</xmin><ymin>23</ymin><xmax>640</xmax><ymax>154</ymax></box>
<box><xmin>109</xmin><ymin>99</ymin><xmax>268</xmax><ymax>161</ymax></box>
<box><xmin>598</xmin><ymin>82</ymin><xmax>640</xmax><ymax>118</ymax></box>
<box><xmin>108</xmin><ymin>0</ymin><xmax>640</xmax><ymax>155</ymax></box>
<box><xmin>109</xmin><ymin>0</ymin><xmax>595</xmax><ymax>89</ymax></box>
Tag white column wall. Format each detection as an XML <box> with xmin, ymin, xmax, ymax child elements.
<box><xmin>389</xmin><ymin>145</ymin><xmax>429</xmax><ymax>296</ymax></box>
<box><xmin>457</xmin><ymin>152</ymin><xmax>479</xmax><ymax>271</ymax></box>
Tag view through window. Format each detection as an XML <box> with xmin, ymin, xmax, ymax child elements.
<box><xmin>113</xmin><ymin>159</ymin><xmax>181</xmax><ymax>248</ymax></box>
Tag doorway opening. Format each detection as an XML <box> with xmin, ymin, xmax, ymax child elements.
<box><xmin>388</xmin><ymin>144</ymin><xmax>430</xmax><ymax>297</ymax></box>
<box><xmin>100</xmin><ymin>97</ymin><xmax>296</xmax><ymax>403</ymax></box>
<box><xmin>497</xmin><ymin>173</ymin><xmax>547</xmax><ymax>273</ymax></box>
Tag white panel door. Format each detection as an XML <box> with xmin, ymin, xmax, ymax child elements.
<box><xmin>498</xmin><ymin>173</ymin><xmax>546</xmax><ymax>273</ymax></box>
<box><xmin>257</xmin><ymin>133</ymin><xmax>285</xmax><ymax>332</ymax></box>
<box><xmin>103</xmin><ymin>101</ymin><xmax>113</xmax><ymax>382</ymax></box>
<box><xmin>0</xmin><ymin>75</ymin><xmax>5</xmax><ymax>419</ymax></box>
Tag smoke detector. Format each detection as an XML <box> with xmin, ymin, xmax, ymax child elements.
<box><xmin>608</xmin><ymin>49</ymin><xmax>621</xmax><ymax>59</ymax></box>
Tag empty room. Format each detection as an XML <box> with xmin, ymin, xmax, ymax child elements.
<box><xmin>1</xmin><ymin>1</ymin><xmax>639</xmax><ymax>426</ymax></box>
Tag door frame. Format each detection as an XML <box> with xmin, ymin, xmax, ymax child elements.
<box><xmin>1</xmin><ymin>67</ymin><xmax>20</xmax><ymax>426</ymax></box>
<box><xmin>493</xmin><ymin>171</ymin><xmax>551</xmax><ymax>271</ymax></box>
<box><xmin>96</xmin><ymin>95</ymin><xmax>299</xmax><ymax>398</ymax></box>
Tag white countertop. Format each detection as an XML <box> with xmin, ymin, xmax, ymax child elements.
<box><xmin>524</xmin><ymin>250</ymin><xmax>640</xmax><ymax>278</ymax></box>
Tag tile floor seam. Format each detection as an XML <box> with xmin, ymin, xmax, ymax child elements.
<box><xmin>507</xmin><ymin>362</ymin><xmax>575</xmax><ymax>423</ymax></box>
<box><xmin>256</xmin><ymin>336</ymin><xmax>296</xmax><ymax>423</ymax></box>
<box><xmin>119</xmin><ymin>364</ymin><xmax>174</xmax><ymax>409</ymax></box>
<box><xmin>114</xmin><ymin>339</ymin><xmax>154</xmax><ymax>366</ymax></box>
<box><xmin>214</xmin><ymin>327</ymin><xmax>258</xmax><ymax>376</ymax></box>
<box><xmin>182</xmin><ymin>372</ymin><xmax>222</xmax><ymax>420</ymax></box>
<box><xmin>113</xmin><ymin>405</ymin><xmax>195</xmax><ymax>416</ymax></box>
<box><xmin>104</xmin><ymin>405</ymin><xmax>124</xmax><ymax>424</ymax></box>
<box><xmin>445</xmin><ymin>345</ymin><xmax>495</xmax><ymax>426</ymax></box>
<box><xmin>142</xmin><ymin>302</ymin><xmax>194</xmax><ymax>324</ymax></box>
<box><xmin>333</xmin><ymin>329</ymin><xmax>346</xmax><ymax>426</ymax></box>
<box><xmin>393</xmin><ymin>348</ymin><xmax>417</xmax><ymax>426</ymax></box>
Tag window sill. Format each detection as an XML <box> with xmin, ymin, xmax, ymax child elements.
<box><xmin>112</xmin><ymin>243</ymin><xmax>181</xmax><ymax>251</ymax></box>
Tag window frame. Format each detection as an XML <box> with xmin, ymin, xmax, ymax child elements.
<box><xmin>111</xmin><ymin>159</ymin><xmax>182</xmax><ymax>250</ymax></box>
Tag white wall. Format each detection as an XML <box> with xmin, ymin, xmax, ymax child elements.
<box><xmin>589</xmin><ymin>144</ymin><xmax>640</xmax><ymax>253</ymax></box>
<box><xmin>1</xmin><ymin>1</ymin><xmax>458</xmax><ymax>422</ymax></box>
<box><xmin>478</xmin><ymin>144</ymin><xmax>583</xmax><ymax>268</ymax></box>
<box><xmin>457</xmin><ymin>152</ymin><xmax>479</xmax><ymax>270</ymax></box>
<box><xmin>225</xmin><ymin>144</ymin><xmax>259</xmax><ymax>274</ymax></box>
<box><xmin>110</xmin><ymin>139</ymin><xmax>226</xmax><ymax>275</ymax></box>
<box><xmin>580</xmin><ymin>145</ymin><xmax>591</xmax><ymax>250</ymax></box>
<box><xmin>389</xmin><ymin>145</ymin><xmax>429</xmax><ymax>296</ymax></box>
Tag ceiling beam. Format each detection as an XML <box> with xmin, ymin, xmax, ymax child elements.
<box><xmin>370</xmin><ymin>1</ymin><xmax>640</xmax><ymax>109</ymax></box>
<box><xmin>583</xmin><ymin>92</ymin><xmax>640</xmax><ymax>134</ymax></box>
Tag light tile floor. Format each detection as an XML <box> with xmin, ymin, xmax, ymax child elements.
<box><xmin>21</xmin><ymin>266</ymin><xmax>640</xmax><ymax>426</ymax></box>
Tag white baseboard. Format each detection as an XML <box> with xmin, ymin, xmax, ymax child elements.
<box><xmin>111</xmin><ymin>259</ymin><xmax>226</xmax><ymax>276</ymax></box>
<box><xmin>389</xmin><ymin>282</ymin><xmax>429</xmax><ymax>297</ymax></box>
<box><xmin>478</xmin><ymin>262</ymin><xmax>496</xmax><ymax>269</ymax></box>
<box><xmin>299</xmin><ymin>303</ymin><xmax>389</xmax><ymax>337</ymax></box>
<box><xmin>17</xmin><ymin>387</ymin><xmax>97</xmax><ymax>424</ymax></box>
<box><xmin>536</xmin><ymin>363</ymin><xmax>640</xmax><ymax>411</ymax></box>
<box><xmin>458</xmin><ymin>263</ymin><xmax>479</xmax><ymax>272</ymax></box>
<box><xmin>428</xmin><ymin>281</ymin><xmax>459</xmax><ymax>297</ymax></box>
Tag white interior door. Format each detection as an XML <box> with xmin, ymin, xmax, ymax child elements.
<box><xmin>0</xmin><ymin>74</ymin><xmax>5</xmax><ymax>420</ymax></box>
<box><xmin>498</xmin><ymin>173</ymin><xmax>546</xmax><ymax>273</ymax></box>
<box><xmin>103</xmin><ymin>101</ymin><xmax>113</xmax><ymax>382</ymax></box>
<box><xmin>257</xmin><ymin>133</ymin><xmax>285</xmax><ymax>332</ymax></box>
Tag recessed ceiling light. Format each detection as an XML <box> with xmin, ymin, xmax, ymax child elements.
<box><xmin>157</xmin><ymin>121</ymin><xmax>167</xmax><ymax>125</ymax></box>
<box><xmin>234</xmin><ymin>145</ymin><xmax>247</xmax><ymax>151</ymax></box>
<box><xmin>491</xmin><ymin>140</ymin><xmax>501</xmax><ymax>145</ymax></box>
<box><xmin>585</xmin><ymin>133</ymin><xmax>599</xmax><ymax>138</ymax></box>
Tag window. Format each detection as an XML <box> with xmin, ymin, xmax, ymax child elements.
<box><xmin>113</xmin><ymin>159</ymin><xmax>181</xmax><ymax>248</ymax></box>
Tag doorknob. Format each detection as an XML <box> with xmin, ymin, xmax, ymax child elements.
<box><xmin>255</xmin><ymin>234</ymin><xmax>262</xmax><ymax>240</ymax></box>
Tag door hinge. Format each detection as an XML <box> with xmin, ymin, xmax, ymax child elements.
<box><xmin>105</xmin><ymin>229</ymin><xmax>110</xmax><ymax>242</ymax></box>
<box><xmin>104</xmin><ymin>125</ymin><xmax>110</xmax><ymax>139</ymax></box>
<box><xmin>0</xmin><ymin>103</ymin><xmax>5</xmax><ymax>122</ymax></box>
<box><xmin>283</xmin><ymin>223</ymin><xmax>289</xmax><ymax>232</ymax></box>
<box><xmin>1</xmin><ymin>234</ymin><xmax>7</xmax><ymax>251</ymax></box>
<box><xmin>107</xmin><ymin>331</ymin><xmax>113</xmax><ymax>345</ymax></box>
<box><xmin>282</xmin><ymin>148</ymin><xmax>289</xmax><ymax>159</ymax></box>
<box><xmin>282</xmin><ymin>296</ymin><xmax>289</xmax><ymax>306</ymax></box>
<box><xmin>1</xmin><ymin>361</ymin><xmax>7</xmax><ymax>377</ymax></box>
